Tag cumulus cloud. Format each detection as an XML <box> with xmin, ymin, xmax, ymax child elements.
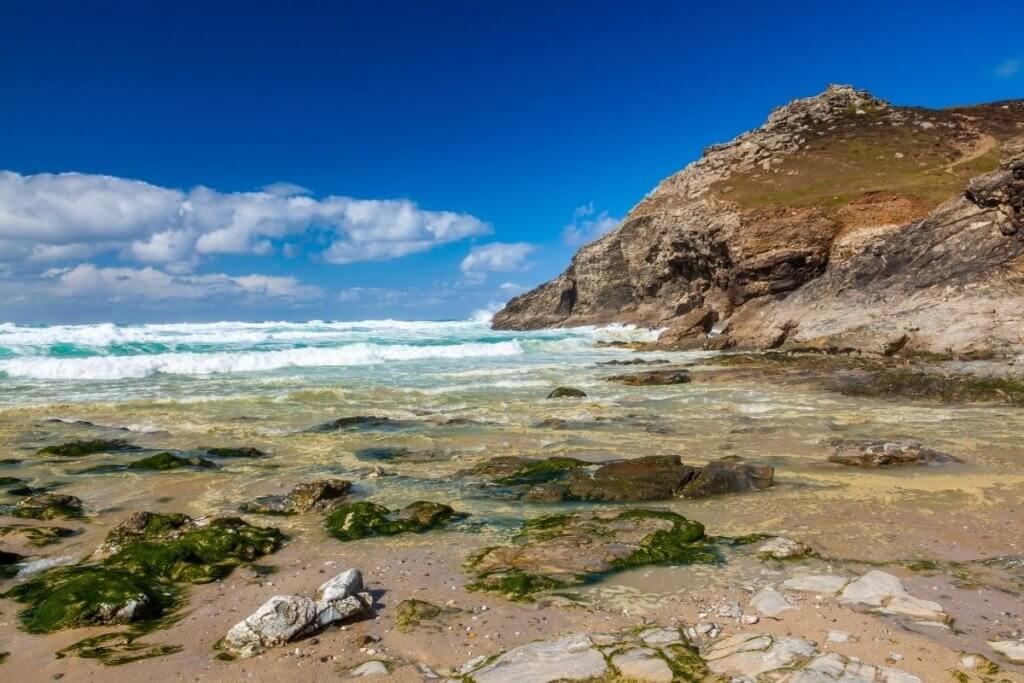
<box><xmin>0</xmin><ymin>170</ymin><xmax>491</xmax><ymax>268</ymax></box>
<box><xmin>996</xmin><ymin>58</ymin><xmax>1021</xmax><ymax>78</ymax></box>
<box><xmin>561</xmin><ymin>202</ymin><xmax>619</xmax><ymax>246</ymax></box>
<box><xmin>42</xmin><ymin>263</ymin><xmax>322</xmax><ymax>302</ymax></box>
<box><xmin>460</xmin><ymin>242</ymin><xmax>537</xmax><ymax>274</ymax></box>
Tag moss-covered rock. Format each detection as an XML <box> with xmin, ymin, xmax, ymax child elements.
<box><xmin>128</xmin><ymin>452</ymin><xmax>217</xmax><ymax>471</ymax></box>
<box><xmin>0</xmin><ymin>524</ymin><xmax>76</xmax><ymax>547</ymax></box>
<box><xmin>394</xmin><ymin>598</ymin><xmax>454</xmax><ymax>632</ymax></box>
<box><xmin>3</xmin><ymin>493</ymin><xmax>84</xmax><ymax>520</ymax></box>
<box><xmin>464</xmin><ymin>508</ymin><xmax>718</xmax><ymax>600</ymax></box>
<box><xmin>565</xmin><ymin>455</ymin><xmax>699</xmax><ymax>502</ymax></box>
<box><xmin>2</xmin><ymin>512</ymin><xmax>282</xmax><ymax>639</ymax></box>
<box><xmin>547</xmin><ymin>386</ymin><xmax>587</xmax><ymax>399</ymax></box>
<box><xmin>324</xmin><ymin>501</ymin><xmax>461</xmax><ymax>541</ymax></box>
<box><xmin>37</xmin><ymin>439</ymin><xmax>134</xmax><ymax>458</ymax></box>
<box><xmin>241</xmin><ymin>479</ymin><xmax>351</xmax><ymax>515</ymax></box>
<box><xmin>466</xmin><ymin>456</ymin><xmax>587</xmax><ymax>487</ymax></box>
<box><xmin>308</xmin><ymin>416</ymin><xmax>414</xmax><ymax>433</ymax></box>
<box><xmin>606</xmin><ymin>369</ymin><xmax>692</xmax><ymax>386</ymax></box>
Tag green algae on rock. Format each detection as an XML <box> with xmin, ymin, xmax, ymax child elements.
<box><xmin>394</xmin><ymin>598</ymin><xmax>458</xmax><ymax>632</ymax></box>
<box><xmin>464</xmin><ymin>508</ymin><xmax>719</xmax><ymax>600</ymax></box>
<box><xmin>128</xmin><ymin>452</ymin><xmax>217</xmax><ymax>471</ymax></box>
<box><xmin>2</xmin><ymin>493</ymin><xmax>84</xmax><ymax>520</ymax></box>
<box><xmin>547</xmin><ymin>386</ymin><xmax>587</xmax><ymax>398</ymax></box>
<box><xmin>324</xmin><ymin>500</ymin><xmax>462</xmax><ymax>541</ymax></box>
<box><xmin>2</xmin><ymin>511</ymin><xmax>282</xmax><ymax>664</ymax></box>
<box><xmin>37</xmin><ymin>439</ymin><xmax>134</xmax><ymax>458</ymax></box>
<box><xmin>241</xmin><ymin>478</ymin><xmax>351</xmax><ymax>515</ymax></box>
<box><xmin>0</xmin><ymin>524</ymin><xmax>76</xmax><ymax>547</ymax></box>
<box><xmin>465</xmin><ymin>455</ymin><xmax>587</xmax><ymax>488</ymax></box>
<box><xmin>0</xmin><ymin>549</ymin><xmax>25</xmax><ymax>579</ymax></box>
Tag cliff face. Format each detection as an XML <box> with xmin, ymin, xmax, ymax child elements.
<box><xmin>492</xmin><ymin>85</ymin><xmax>1024</xmax><ymax>356</ymax></box>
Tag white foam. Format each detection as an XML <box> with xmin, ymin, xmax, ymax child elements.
<box><xmin>0</xmin><ymin>340</ymin><xmax>524</xmax><ymax>380</ymax></box>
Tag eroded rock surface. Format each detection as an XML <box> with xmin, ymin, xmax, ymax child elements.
<box><xmin>828</xmin><ymin>439</ymin><xmax>963</xmax><ymax>467</ymax></box>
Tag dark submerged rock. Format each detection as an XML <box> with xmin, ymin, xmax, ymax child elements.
<box><xmin>547</xmin><ymin>387</ymin><xmax>587</xmax><ymax>399</ymax></box>
<box><xmin>128</xmin><ymin>452</ymin><xmax>217</xmax><ymax>471</ymax></box>
<box><xmin>204</xmin><ymin>447</ymin><xmax>265</xmax><ymax>459</ymax></box>
<box><xmin>597</xmin><ymin>358</ymin><xmax>671</xmax><ymax>366</ymax></box>
<box><xmin>606</xmin><ymin>369</ymin><xmax>692</xmax><ymax>386</ymax></box>
<box><xmin>241</xmin><ymin>479</ymin><xmax>351</xmax><ymax>515</ymax></box>
<box><xmin>0</xmin><ymin>524</ymin><xmax>76</xmax><ymax>547</ymax></box>
<box><xmin>324</xmin><ymin>501</ymin><xmax>462</xmax><ymax>541</ymax></box>
<box><xmin>308</xmin><ymin>416</ymin><xmax>413</xmax><ymax>433</ymax></box>
<box><xmin>37</xmin><ymin>439</ymin><xmax>134</xmax><ymax>458</ymax></box>
<box><xmin>828</xmin><ymin>439</ymin><xmax>963</xmax><ymax>467</ymax></box>
<box><xmin>0</xmin><ymin>549</ymin><xmax>25</xmax><ymax>579</ymax></box>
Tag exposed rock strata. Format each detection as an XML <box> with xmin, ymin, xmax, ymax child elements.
<box><xmin>493</xmin><ymin>85</ymin><xmax>1024</xmax><ymax>357</ymax></box>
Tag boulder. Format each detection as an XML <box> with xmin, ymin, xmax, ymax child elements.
<box><xmin>6</xmin><ymin>493</ymin><xmax>83</xmax><ymax>520</ymax></box>
<box><xmin>757</xmin><ymin>536</ymin><xmax>811</xmax><ymax>560</ymax></box>
<box><xmin>242</xmin><ymin>479</ymin><xmax>351</xmax><ymax>515</ymax></box>
<box><xmin>547</xmin><ymin>387</ymin><xmax>587</xmax><ymax>399</ymax></box>
<box><xmin>679</xmin><ymin>457</ymin><xmax>774</xmax><ymax>498</ymax></box>
<box><xmin>828</xmin><ymin>440</ymin><xmax>963</xmax><ymax>467</ymax></box>
<box><xmin>565</xmin><ymin>455</ymin><xmax>698</xmax><ymax>501</ymax></box>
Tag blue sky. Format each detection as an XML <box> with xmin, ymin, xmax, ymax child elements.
<box><xmin>1</xmin><ymin>1</ymin><xmax>1021</xmax><ymax>324</ymax></box>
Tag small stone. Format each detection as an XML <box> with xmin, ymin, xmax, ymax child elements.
<box><xmin>827</xmin><ymin>630</ymin><xmax>850</xmax><ymax>643</ymax></box>
<box><xmin>757</xmin><ymin>537</ymin><xmax>810</xmax><ymax>560</ymax></box>
<box><xmin>749</xmin><ymin>587</ymin><xmax>795</xmax><ymax>617</ymax></box>
<box><xmin>350</xmin><ymin>660</ymin><xmax>388</xmax><ymax>677</ymax></box>
<box><xmin>741</xmin><ymin>614</ymin><xmax>759</xmax><ymax>625</ymax></box>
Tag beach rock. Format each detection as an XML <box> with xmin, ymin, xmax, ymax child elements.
<box><xmin>523</xmin><ymin>482</ymin><xmax>571</xmax><ymax>502</ymax></box>
<box><xmin>465</xmin><ymin>509</ymin><xmax>715</xmax><ymax>600</ymax></box>
<box><xmin>127</xmin><ymin>452</ymin><xmax>217</xmax><ymax>471</ymax></box>
<box><xmin>224</xmin><ymin>595</ymin><xmax>319</xmax><ymax>657</ymax></box>
<box><xmin>466</xmin><ymin>634</ymin><xmax>608</xmax><ymax>683</ymax></box>
<box><xmin>205</xmin><ymin>446</ymin><xmax>265</xmax><ymax>458</ymax></box>
<box><xmin>462</xmin><ymin>455</ymin><xmax>587</xmax><ymax>488</ymax></box>
<box><xmin>324</xmin><ymin>501</ymin><xmax>461</xmax><ymax>541</ymax></box>
<box><xmin>354</xmin><ymin>446</ymin><xmax>454</xmax><ymax>463</ymax></box>
<box><xmin>750</xmin><ymin>587</ymin><xmax>796</xmax><ymax>617</ymax></box>
<box><xmin>7</xmin><ymin>493</ymin><xmax>83</xmax><ymax>520</ymax></box>
<box><xmin>0</xmin><ymin>523</ymin><xmax>75</xmax><ymax>547</ymax></box>
<box><xmin>611</xmin><ymin>647</ymin><xmax>674</xmax><ymax>682</ymax></box>
<box><xmin>988</xmin><ymin>639</ymin><xmax>1024</xmax><ymax>663</ymax></box>
<box><xmin>679</xmin><ymin>457</ymin><xmax>773</xmax><ymax>498</ymax></box>
<box><xmin>782</xmin><ymin>574</ymin><xmax>851</xmax><ymax>594</ymax></box>
<box><xmin>757</xmin><ymin>536</ymin><xmax>811</xmax><ymax>560</ymax></box>
<box><xmin>828</xmin><ymin>440</ymin><xmax>963</xmax><ymax>467</ymax></box>
<box><xmin>349</xmin><ymin>661</ymin><xmax>388</xmax><ymax>676</ymax></box>
<box><xmin>790</xmin><ymin>652</ymin><xmax>923</xmax><ymax>682</ymax></box>
<box><xmin>840</xmin><ymin>570</ymin><xmax>946</xmax><ymax>621</ymax></box>
<box><xmin>703</xmin><ymin>632</ymin><xmax>817</xmax><ymax>678</ymax></box>
<box><xmin>36</xmin><ymin>439</ymin><xmax>134</xmax><ymax>457</ymax></box>
<box><xmin>606</xmin><ymin>369</ymin><xmax>692</xmax><ymax>386</ymax></box>
<box><xmin>308</xmin><ymin>416</ymin><xmax>412</xmax><ymax>433</ymax></box>
<box><xmin>99</xmin><ymin>511</ymin><xmax>196</xmax><ymax>555</ymax></box>
<box><xmin>597</xmin><ymin>358</ymin><xmax>670</xmax><ymax>366</ymax></box>
<box><xmin>565</xmin><ymin>455</ymin><xmax>699</xmax><ymax>501</ymax></box>
<box><xmin>0</xmin><ymin>550</ymin><xmax>25</xmax><ymax>578</ymax></box>
<box><xmin>242</xmin><ymin>479</ymin><xmax>351</xmax><ymax>515</ymax></box>
<box><xmin>547</xmin><ymin>386</ymin><xmax>587</xmax><ymax>399</ymax></box>
<box><xmin>223</xmin><ymin>568</ymin><xmax>372</xmax><ymax>657</ymax></box>
<box><xmin>639</xmin><ymin>627</ymin><xmax>683</xmax><ymax>645</ymax></box>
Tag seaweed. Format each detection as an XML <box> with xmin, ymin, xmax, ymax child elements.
<box><xmin>324</xmin><ymin>500</ymin><xmax>461</xmax><ymax>541</ymax></box>
<box><xmin>37</xmin><ymin>439</ymin><xmax>134</xmax><ymax>458</ymax></box>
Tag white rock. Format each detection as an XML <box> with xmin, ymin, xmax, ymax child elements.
<box><xmin>468</xmin><ymin>634</ymin><xmax>608</xmax><ymax>683</ymax></box>
<box><xmin>757</xmin><ymin>537</ymin><xmax>810</xmax><ymax>560</ymax></box>
<box><xmin>840</xmin><ymin>571</ymin><xmax>946</xmax><ymax>621</ymax></box>
<box><xmin>783</xmin><ymin>574</ymin><xmax>850</xmax><ymax>594</ymax></box>
<box><xmin>316</xmin><ymin>592</ymin><xmax>372</xmax><ymax>628</ymax></box>
<box><xmin>318</xmin><ymin>568</ymin><xmax>364</xmax><ymax>602</ymax></box>
<box><xmin>350</xmin><ymin>660</ymin><xmax>388</xmax><ymax>676</ymax></box>
<box><xmin>640</xmin><ymin>627</ymin><xmax>683</xmax><ymax>645</ymax></box>
<box><xmin>224</xmin><ymin>595</ymin><xmax>318</xmax><ymax>657</ymax></box>
<box><xmin>827</xmin><ymin>630</ymin><xmax>850</xmax><ymax>643</ymax></box>
<box><xmin>988</xmin><ymin>639</ymin><xmax>1024</xmax><ymax>663</ymax></box>
<box><xmin>741</xmin><ymin>614</ymin><xmax>759</xmax><ymax>625</ymax></box>
<box><xmin>704</xmin><ymin>632</ymin><xmax>817</xmax><ymax>677</ymax></box>
<box><xmin>750</xmin><ymin>587</ymin><xmax>795</xmax><ymax>617</ymax></box>
<box><xmin>611</xmin><ymin>648</ymin><xmax>674</xmax><ymax>683</ymax></box>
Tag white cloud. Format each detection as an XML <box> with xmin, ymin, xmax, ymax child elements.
<box><xmin>0</xmin><ymin>170</ymin><xmax>490</xmax><ymax>268</ymax></box>
<box><xmin>561</xmin><ymin>202</ymin><xmax>619</xmax><ymax>246</ymax></box>
<box><xmin>261</xmin><ymin>181</ymin><xmax>312</xmax><ymax>197</ymax></box>
<box><xmin>461</xmin><ymin>242</ymin><xmax>537</xmax><ymax>274</ymax></box>
<box><xmin>996</xmin><ymin>58</ymin><xmax>1021</xmax><ymax>78</ymax></box>
<box><xmin>43</xmin><ymin>263</ymin><xmax>322</xmax><ymax>302</ymax></box>
<box><xmin>499</xmin><ymin>281</ymin><xmax>521</xmax><ymax>291</ymax></box>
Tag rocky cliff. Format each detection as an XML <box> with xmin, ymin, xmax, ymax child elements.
<box><xmin>493</xmin><ymin>85</ymin><xmax>1024</xmax><ymax>357</ymax></box>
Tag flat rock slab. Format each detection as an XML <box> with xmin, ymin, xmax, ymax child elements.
<box><xmin>790</xmin><ymin>652</ymin><xmax>922</xmax><ymax>682</ymax></box>
<box><xmin>989</xmin><ymin>639</ymin><xmax>1024</xmax><ymax>663</ymax></box>
<box><xmin>840</xmin><ymin>570</ymin><xmax>946</xmax><ymax>622</ymax></box>
<box><xmin>704</xmin><ymin>632</ymin><xmax>818</xmax><ymax>678</ymax></box>
<box><xmin>783</xmin><ymin>574</ymin><xmax>851</xmax><ymax>594</ymax></box>
<box><xmin>611</xmin><ymin>647</ymin><xmax>674</xmax><ymax>682</ymax></box>
<box><xmin>828</xmin><ymin>439</ymin><xmax>962</xmax><ymax>467</ymax></box>
<box><xmin>469</xmin><ymin>634</ymin><xmax>608</xmax><ymax>683</ymax></box>
<box><xmin>750</xmin><ymin>587</ymin><xmax>796</xmax><ymax>617</ymax></box>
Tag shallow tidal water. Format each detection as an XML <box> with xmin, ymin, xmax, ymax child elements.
<box><xmin>1</xmin><ymin>319</ymin><xmax>1023</xmax><ymax>678</ymax></box>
